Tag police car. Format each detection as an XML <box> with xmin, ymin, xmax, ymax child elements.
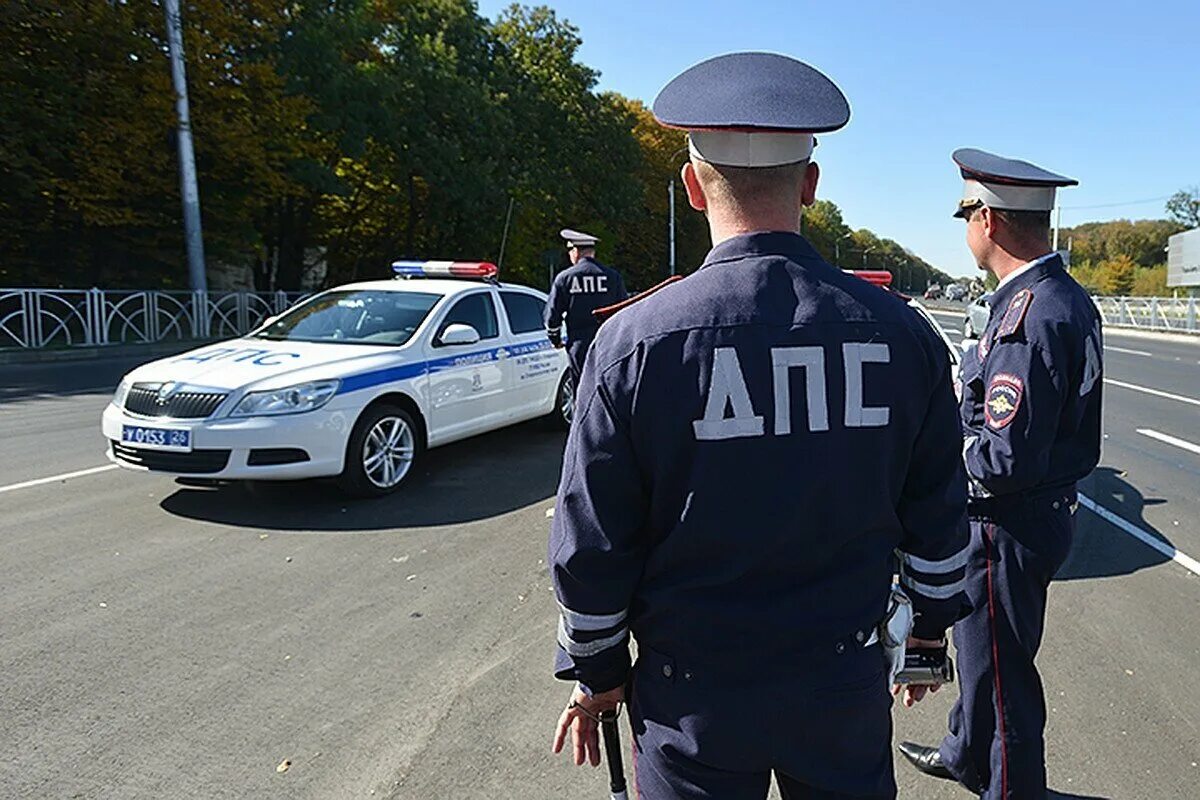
<box><xmin>101</xmin><ymin>261</ymin><xmax>571</xmax><ymax>496</ymax></box>
<box><xmin>852</xmin><ymin>270</ymin><xmax>961</xmax><ymax>377</ymax></box>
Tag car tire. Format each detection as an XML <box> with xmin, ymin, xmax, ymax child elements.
<box><xmin>544</xmin><ymin>370</ymin><xmax>574</xmax><ymax>431</ymax></box>
<box><xmin>337</xmin><ymin>404</ymin><xmax>422</xmax><ymax>498</ymax></box>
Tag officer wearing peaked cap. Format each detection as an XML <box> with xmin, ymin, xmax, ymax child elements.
<box><xmin>898</xmin><ymin>149</ymin><xmax>1103</xmax><ymax>800</ymax></box>
<box><xmin>544</xmin><ymin>229</ymin><xmax>628</xmax><ymax>386</ymax></box>
<box><xmin>549</xmin><ymin>52</ymin><xmax>970</xmax><ymax>799</ymax></box>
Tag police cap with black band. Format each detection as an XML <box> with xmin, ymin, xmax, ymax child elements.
<box><xmin>651</xmin><ymin>51</ymin><xmax>850</xmax><ymax>168</ymax></box>
<box><xmin>952</xmin><ymin>148</ymin><xmax>1078</xmax><ymax>218</ymax></box>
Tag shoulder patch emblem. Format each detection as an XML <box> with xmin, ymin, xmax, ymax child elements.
<box><xmin>985</xmin><ymin>373</ymin><xmax>1024</xmax><ymax>430</ymax></box>
<box><xmin>997</xmin><ymin>289</ymin><xmax>1033</xmax><ymax>340</ymax></box>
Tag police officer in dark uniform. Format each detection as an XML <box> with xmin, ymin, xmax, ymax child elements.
<box><xmin>544</xmin><ymin>229</ymin><xmax>628</xmax><ymax>385</ymax></box>
<box><xmin>549</xmin><ymin>53</ymin><xmax>970</xmax><ymax>799</ymax></box>
<box><xmin>898</xmin><ymin>150</ymin><xmax>1103</xmax><ymax>800</ymax></box>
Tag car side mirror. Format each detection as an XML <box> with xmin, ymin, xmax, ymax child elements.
<box><xmin>438</xmin><ymin>323</ymin><xmax>481</xmax><ymax>346</ymax></box>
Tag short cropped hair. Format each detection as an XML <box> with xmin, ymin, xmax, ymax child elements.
<box><xmin>991</xmin><ymin>208</ymin><xmax>1051</xmax><ymax>242</ymax></box>
<box><xmin>693</xmin><ymin>159</ymin><xmax>808</xmax><ymax>213</ymax></box>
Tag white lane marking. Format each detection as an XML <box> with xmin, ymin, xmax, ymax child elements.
<box><xmin>0</xmin><ymin>464</ymin><xmax>119</xmax><ymax>495</ymax></box>
<box><xmin>1104</xmin><ymin>345</ymin><xmax>1153</xmax><ymax>357</ymax></box>
<box><xmin>1104</xmin><ymin>378</ymin><xmax>1200</xmax><ymax>408</ymax></box>
<box><xmin>1078</xmin><ymin>494</ymin><xmax>1200</xmax><ymax>577</ymax></box>
<box><xmin>1136</xmin><ymin>428</ymin><xmax>1200</xmax><ymax>457</ymax></box>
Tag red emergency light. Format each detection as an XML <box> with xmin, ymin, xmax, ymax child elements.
<box><xmin>850</xmin><ymin>270</ymin><xmax>893</xmax><ymax>287</ymax></box>
<box><xmin>392</xmin><ymin>260</ymin><xmax>499</xmax><ymax>280</ymax></box>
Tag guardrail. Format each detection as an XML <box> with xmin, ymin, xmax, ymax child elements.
<box><xmin>0</xmin><ymin>288</ymin><xmax>308</xmax><ymax>349</ymax></box>
<box><xmin>1093</xmin><ymin>296</ymin><xmax>1198</xmax><ymax>333</ymax></box>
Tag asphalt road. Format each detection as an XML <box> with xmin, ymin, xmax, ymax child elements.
<box><xmin>1</xmin><ymin>322</ymin><xmax>1198</xmax><ymax>799</ymax></box>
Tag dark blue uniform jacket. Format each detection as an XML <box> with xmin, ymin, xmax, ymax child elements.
<box><xmin>544</xmin><ymin>257</ymin><xmax>628</xmax><ymax>347</ymax></box>
<box><xmin>961</xmin><ymin>253</ymin><xmax>1103</xmax><ymax>498</ymax></box>
<box><xmin>549</xmin><ymin>233</ymin><xmax>971</xmax><ymax>693</ymax></box>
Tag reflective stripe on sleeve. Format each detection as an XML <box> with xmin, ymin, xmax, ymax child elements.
<box><xmin>902</xmin><ymin>545</ymin><xmax>970</xmax><ymax>574</ymax></box>
<box><xmin>557</xmin><ymin>617</ymin><xmax>629</xmax><ymax>658</ymax></box>
<box><xmin>901</xmin><ymin>572</ymin><xmax>968</xmax><ymax>600</ymax></box>
<box><xmin>557</xmin><ymin>601</ymin><xmax>627</xmax><ymax>632</ymax></box>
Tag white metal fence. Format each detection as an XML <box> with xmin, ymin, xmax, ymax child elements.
<box><xmin>1093</xmin><ymin>296</ymin><xmax>1199</xmax><ymax>333</ymax></box>
<box><xmin>0</xmin><ymin>288</ymin><xmax>308</xmax><ymax>349</ymax></box>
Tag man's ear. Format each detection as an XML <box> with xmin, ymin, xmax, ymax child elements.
<box><xmin>800</xmin><ymin>161</ymin><xmax>820</xmax><ymax>207</ymax></box>
<box><xmin>682</xmin><ymin>162</ymin><xmax>707</xmax><ymax>212</ymax></box>
<box><xmin>979</xmin><ymin>206</ymin><xmax>997</xmax><ymax>240</ymax></box>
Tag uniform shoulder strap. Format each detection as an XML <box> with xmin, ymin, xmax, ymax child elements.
<box><xmin>996</xmin><ymin>288</ymin><xmax>1033</xmax><ymax>340</ymax></box>
<box><xmin>592</xmin><ymin>275</ymin><xmax>683</xmax><ymax>325</ymax></box>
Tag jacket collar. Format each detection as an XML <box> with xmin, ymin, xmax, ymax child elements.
<box><xmin>700</xmin><ymin>231</ymin><xmax>826</xmax><ymax>270</ymax></box>
<box><xmin>989</xmin><ymin>252</ymin><xmax>1062</xmax><ymax>309</ymax></box>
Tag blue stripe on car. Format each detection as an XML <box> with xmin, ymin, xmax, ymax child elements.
<box><xmin>337</xmin><ymin>340</ymin><xmax>554</xmax><ymax>395</ymax></box>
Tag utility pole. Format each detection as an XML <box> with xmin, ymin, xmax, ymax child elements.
<box><xmin>1052</xmin><ymin>204</ymin><xmax>1062</xmax><ymax>252</ymax></box>
<box><xmin>164</xmin><ymin>0</ymin><xmax>207</xmax><ymax>292</ymax></box>
<box><xmin>497</xmin><ymin>196</ymin><xmax>515</xmax><ymax>273</ymax></box>
<box><xmin>668</xmin><ymin>179</ymin><xmax>677</xmax><ymax>276</ymax></box>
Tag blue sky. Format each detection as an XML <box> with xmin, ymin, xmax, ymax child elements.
<box><xmin>477</xmin><ymin>0</ymin><xmax>1200</xmax><ymax>277</ymax></box>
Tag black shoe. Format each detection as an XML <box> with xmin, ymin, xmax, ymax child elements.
<box><xmin>897</xmin><ymin>741</ymin><xmax>955</xmax><ymax>781</ymax></box>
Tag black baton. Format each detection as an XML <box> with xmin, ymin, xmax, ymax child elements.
<box><xmin>598</xmin><ymin>708</ymin><xmax>628</xmax><ymax>800</ymax></box>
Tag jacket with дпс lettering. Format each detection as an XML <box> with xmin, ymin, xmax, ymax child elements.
<box><xmin>549</xmin><ymin>232</ymin><xmax>970</xmax><ymax>694</ymax></box>
<box><xmin>543</xmin><ymin>257</ymin><xmax>627</xmax><ymax>347</ymax></box>
<box><xmin>960</xmin><ymin>252</ymin><xmax>1102</xmax><ymax>499</ymax></box>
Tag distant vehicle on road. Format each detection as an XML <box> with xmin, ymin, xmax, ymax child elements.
<box><xmin>101</xmin><ymin>261</ymin><xmax>571</xmax><ymax>497</ymax></box>
<box><xmin>924</xmin><ymin>283</ymin><xmax>943</xmax><ymax>300</ymax></box>
<box><xmin>945</xmin><ymin>283</ymin><xmax>968</xmax><ymax>301</ymax></box>
<box><xmin>850</xmin><ymin>271</ymin><xmax>960</xmax><ymax>379</ymax></box>
<box><xmin>963</xmin><ymin>292</ymin><xmax>992</xmax><ymax>339</ymax></box>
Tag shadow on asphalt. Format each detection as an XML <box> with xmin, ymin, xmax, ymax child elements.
<box><xmin>159</xmin><ymin>421</ymin><xmax>565</xmax><ymax>531</ymax></box>
<box><xmin>1057</xmin><ymin>466</ymin><xmax>1171</xmax><ymax>581</ymax></box>
<box><xmin>1047</xmin><ymin>792</ymin><xmax>1111</xmax><ymax>799</ymax></box>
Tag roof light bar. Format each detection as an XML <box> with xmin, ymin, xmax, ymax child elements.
<box><xmin>849</xmin><ymin>270</ymin><xmax>893</xmax><ymax>287</ymax></box>
<box><xmin>391</xmin><ymin>260</ymin><xmax>499</xmax><ymax>280</ymax></box>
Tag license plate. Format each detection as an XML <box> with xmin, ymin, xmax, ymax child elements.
<box><xmin>121</xmin><ymin>425</ymin><xmax>191</xmax><ymax>451</ymax></box>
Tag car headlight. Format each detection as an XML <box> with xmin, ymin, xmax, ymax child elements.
<box><xmin>112</xmin><ymin>378</ymin><xmax>132</xmax><ymax>408</ymax></box>
<box><xmin>231</xmin><ymin>380</ymin><xmax>339</xmax><ymax>417</ymax></box>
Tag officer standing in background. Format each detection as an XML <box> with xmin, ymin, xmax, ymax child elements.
<box><xmin>898</xmin><ymin>149</ymin><xmax>1103</xmax><ymax>800</ymax></box>
<box><xmin>549</xmin><ymin>53</ymin><xmax>970</xmax><ymax>799</ymax></box>
<box><xmin>544</xmin><ymin>228</ymin><xmax>627</xmax><ymax>385</ymax></box>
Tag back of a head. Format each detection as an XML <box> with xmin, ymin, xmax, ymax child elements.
<box><xmin>692</xmin><ymin>159</ymin><xmax>808</xmax><ymax>225</ymax></box>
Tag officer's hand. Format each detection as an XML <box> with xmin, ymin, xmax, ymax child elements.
<box><xmin>552</xmin><ymin>683</ymin><xmax>624</xmax><ymax>767</ymax></box>
<box><xmin>892</xmin><ymin>636</ymin><xmax>945</xmax><ymax>708</ymax></box>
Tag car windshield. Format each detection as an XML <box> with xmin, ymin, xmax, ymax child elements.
<box><xmin>255</xmin><ymin>290</ymin><xmax>442</xmax><ymax>346</ymax></box>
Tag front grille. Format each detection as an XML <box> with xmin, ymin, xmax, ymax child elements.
<box><xmin>111</xmin><ymin>441</ymin><xmax>231</xmax><ymax>474</ymax></box>
<box><xmin>125</xmin><ymin>384</ymin><xmax>228</xmax><ymax>419</ymax></box>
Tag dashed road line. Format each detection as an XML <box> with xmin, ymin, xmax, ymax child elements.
<box><xmin>0</xmin><ymin>464</ymin><xmax>119</xmax><ymax>495</ymax></box>
<box><xmin>1137</xmin><ymin>428</ymin><xmax>1200</xmax><ymax>457</ymax></box>
<box><xmin>1078</xmin><ymin>494</ymin><xmax>1200</xmax><ymax>578</ymax></box>
<box><xmin>1104</xmin><ymin>378</ymin><xmax>1200</xmax><ymax>408</ymax></box>
<box><xmin>1104</xmin><ymin>345</ymin><xmax>1153</xmax><ymax>357</ymax></box>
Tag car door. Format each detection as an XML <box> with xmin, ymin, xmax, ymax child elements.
<box><xmin>424</xmin><ymin>290</ymin><xmax>508</xmax><ymax>444</ymax></box>
<box><xmin>499</xmin><ymin>289</ymin><xmax>560</xmax><ymax>418</ymax></box>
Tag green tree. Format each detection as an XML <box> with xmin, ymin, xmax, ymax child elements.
<box><xmin>1099</xmin><ymin>254</ymin><xmax>1136</xmax><ymax>295</ymax></box>
<box><xmin>1166</xmin><ymin>188</ymin><xmax>1200</xmax><ymax>228</ymax></box>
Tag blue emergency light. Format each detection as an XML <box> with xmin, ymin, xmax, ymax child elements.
<box><xmin>391</xmin><ymin>260</ymin><xmax>499</xmax><ymax>280</ymax></box>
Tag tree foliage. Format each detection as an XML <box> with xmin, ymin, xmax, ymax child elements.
<box><xmin>1061</xmin><ymin>216</ymin><xmax>1185</xmax><ymax>296</ymax></box>
<box><xmin>1166</xmin><ymin>187</ymin><xmax>1200</xmax><ymax>229</ymax></box>
<box><xmin>1</xmin><ymin>0</ymin><xmax>947</xmax><ymax>292</ymax></box>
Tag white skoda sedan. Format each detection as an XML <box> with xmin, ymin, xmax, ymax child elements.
<box><xmin>101</xmin><ymin>262</ymin><xmax>571</xmax><ymax>496</ymax></box>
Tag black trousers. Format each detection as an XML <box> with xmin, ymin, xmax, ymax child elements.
<box><xmin>939</xmin><ymin>489</ymin><xmax>1075</xmax><ymax>799</ymax></box>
